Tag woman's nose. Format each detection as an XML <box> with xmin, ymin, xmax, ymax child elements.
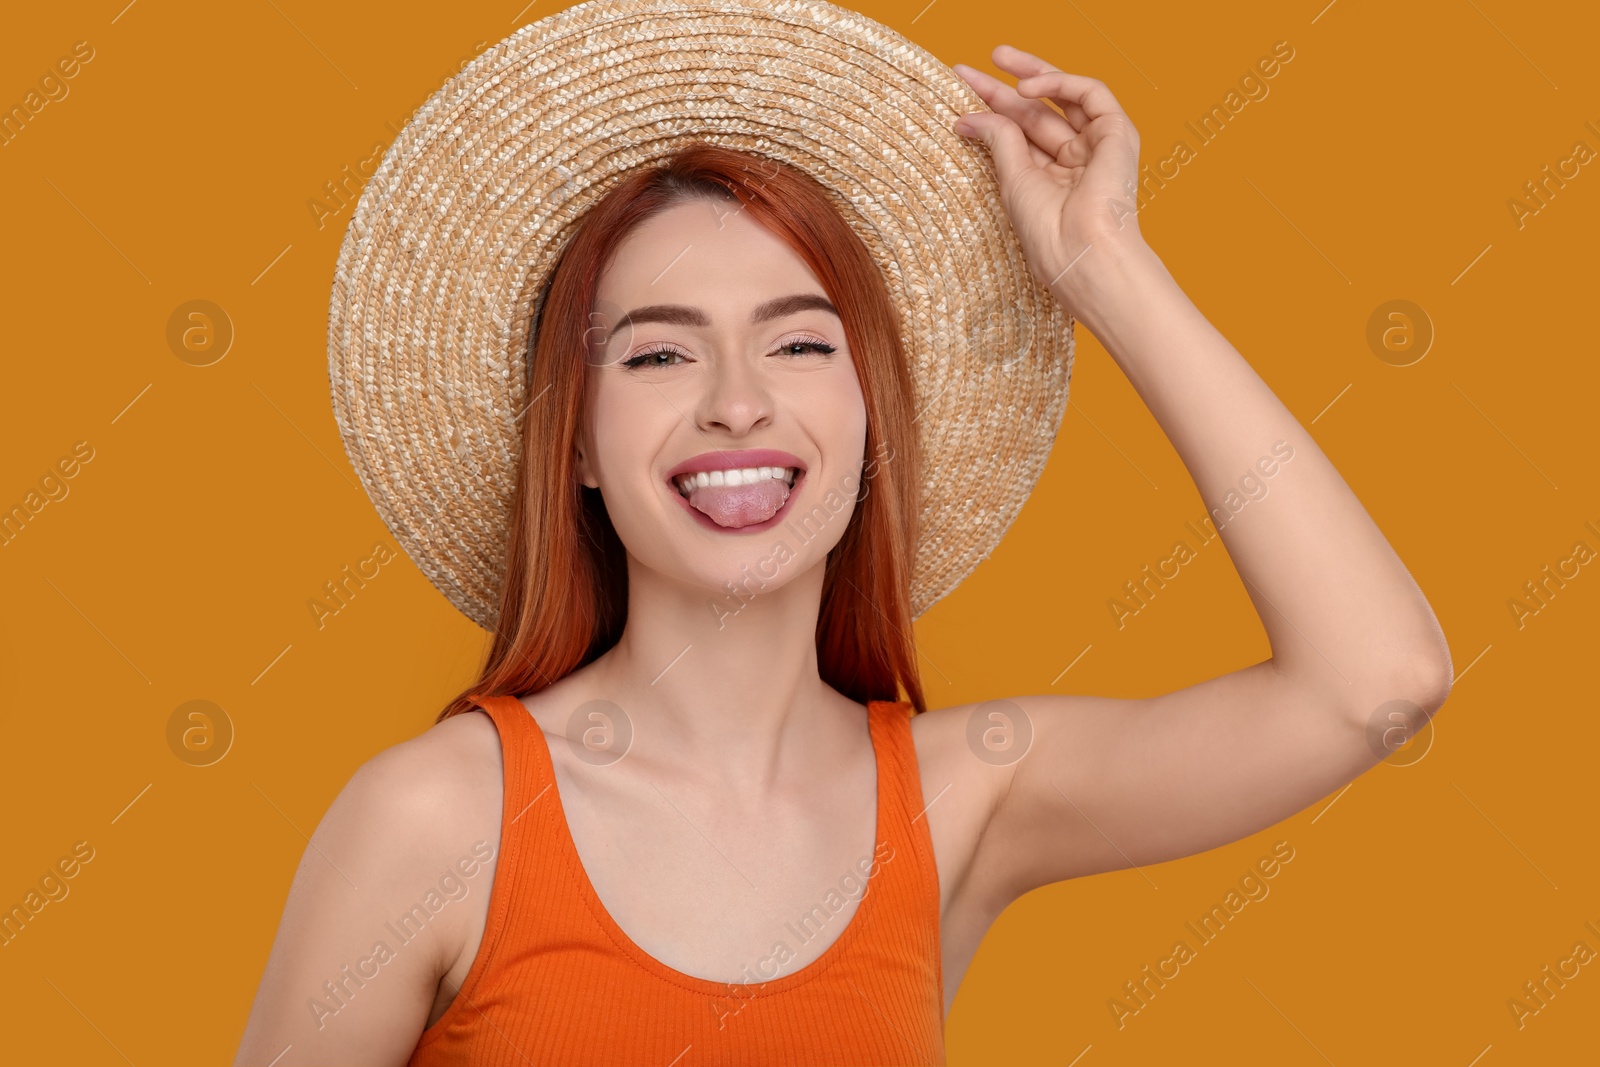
<box><xmin>696</xmin><ymin>353</ymin><xmax>772</xmax><ymax>434</ymax></box>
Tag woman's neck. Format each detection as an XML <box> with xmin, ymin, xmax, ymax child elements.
<box><xmin>580</xmin><ymin>556</ymin><xmax>852</xmax><ymax>792</ymax></box>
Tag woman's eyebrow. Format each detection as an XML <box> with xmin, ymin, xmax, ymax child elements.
<box><xmin>611</xmin><ymin>292</ymin><xmax>838</xmax><ymax>335</ymax></box>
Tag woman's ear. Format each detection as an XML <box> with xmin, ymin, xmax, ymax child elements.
<box><xmin>574</xmin><ymin>444</ymin><xmax>600</xmax><ymax>489</ymax></box>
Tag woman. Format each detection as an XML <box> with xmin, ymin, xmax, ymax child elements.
<box><xmin>236</xmin><ymin>26</ymin><xmax>1451</xmax><ymax>1067</ymax></box>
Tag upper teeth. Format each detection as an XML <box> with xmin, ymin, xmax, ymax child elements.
<box><xmin>675</xmin><ymin>466</ymin><xmax>798</xmax><ymax>495</ymax></box>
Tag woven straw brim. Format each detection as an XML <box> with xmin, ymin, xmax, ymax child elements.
<box><xmin>328</xmin><ymin>0</ymin><xmax>1074</xmax><ymax>631</ymax></box>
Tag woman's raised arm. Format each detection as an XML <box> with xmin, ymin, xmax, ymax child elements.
<box><xmin>936</xmin><ymin>47</ymin><xmax>1451</xmax><ymax>907</ymax></box>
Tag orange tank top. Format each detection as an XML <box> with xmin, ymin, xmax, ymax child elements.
<box><xmin>406</xmin><ymin>693</ymin><xmax>946</xmax><ymax>1066</ymax></box>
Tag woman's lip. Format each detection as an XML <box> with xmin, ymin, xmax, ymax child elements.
<box><xmin>664</xmin><ymin>448</ymin><xmax>808</xmax><ymax>482</ymax></box>
<box><xmin>670</xmin><ymin>469</ymin><xmax>808</xmax><ymax>535</ymax></box>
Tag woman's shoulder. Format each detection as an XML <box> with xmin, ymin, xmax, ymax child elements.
<box><xmin>233</xmin><ymin>708</ymin><xmax>506</xmax><ymax>1060</ymax></box>
<box><xmin>352</xmin><ymin>707</ymin><xmax>505</xmax><ymax>837</ymax></box>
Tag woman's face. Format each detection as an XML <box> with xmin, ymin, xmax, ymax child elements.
<box><xmin>578</xmin><ymin>197</ymin><xmax>869</xmax><ymax>602</ymax></box>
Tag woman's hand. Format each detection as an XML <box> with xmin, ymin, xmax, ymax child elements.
<box><xmin>953</xmin><ymin>45</ymin><xmax>1146</xmax><ymax>321</ymax></box>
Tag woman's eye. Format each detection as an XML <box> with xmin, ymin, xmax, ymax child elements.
<box><xmin>620</xmin><ymin>348</ymin><xmax>686</xmax><ymax>369</ymax></box>
<box><xmin>619</xmin><ymin>339</ymin><xmax>836</xmax><ymax>370</ymax></box>
<box><xmin>776</xmin><ymin>340</ymin><xmax>837</xmax><ymax>357</ymax></box>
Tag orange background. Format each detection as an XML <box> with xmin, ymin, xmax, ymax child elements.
<box><xmin>2</xmin><ymin>0</ymin><xmax>1596</xmax><ymax>1063</ymax></box>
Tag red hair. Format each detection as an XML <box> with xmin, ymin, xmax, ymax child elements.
<box><xmin>436</xmin><ymin>142</ymin><xmax>925</xmax><ymax>722</ymax></box>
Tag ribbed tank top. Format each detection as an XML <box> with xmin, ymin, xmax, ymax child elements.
<box><xmin>406</xmin><ymin>693</ymin><xmax>946</xmax><ymax>1066</ymax></box>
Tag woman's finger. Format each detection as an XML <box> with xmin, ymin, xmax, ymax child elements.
<box><xmin>1012</xmin><ymin>67</ymin><xmax>1140</xmax><ymax>180</ymax></box>
<box><xmin>992</xmin><ymin>45</ymin><xmax>1128</xmax><ymax>123</ymax></box>
<box><xmin>954</xmin><ymin>62</ymin><xmax>1077</xmax><ymax>168</ymax></box>
<box><xmin>1057</xmin><ymin>112</ymin><xmax>1142</xmax><ymax>206</ymax></box>
<box><xmin>1018</xmin><ymin>79</ymin><xmax>1092</xmax><ymax>133</ymax></box>
<box><xmin>954</xmin><ymin>110</ymin><xmax>1049</xmax><ymax>197</ymax></box>
<box><xmin>1014</xmin><ymin>74</ymin><xmax>1122</xmax><ymax>145</ymax></box>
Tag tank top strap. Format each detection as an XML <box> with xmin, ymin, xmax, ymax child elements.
<box><xmin>453</xmin><ymin>691</ymin><xmax>549</xmax><ymax>994</ymax></box>
<box><xmin>464</xmin><ymin>691</ymin><xmax>547</xmax><ymax>819</ymax></box>
<box><xmin>866</xmin><ymin>699</ymin><xmax>944</xmax><ymax>962</ymax></box>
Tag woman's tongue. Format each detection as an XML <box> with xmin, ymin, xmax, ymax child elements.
<box><xmin>685</xmin><ymin>478</ymin><xmax>790</xmax><ymax>529</ymax></box>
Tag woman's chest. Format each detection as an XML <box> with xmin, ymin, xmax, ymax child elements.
<box><xmin>562</xmin><ymin>764</ymin><xmax>887</xmax><ymax>983</ymax></box>
<box><xmin>429</xmin><ymin>708</ymin><xmax>995</xmax><ymax>1024</ymax></box>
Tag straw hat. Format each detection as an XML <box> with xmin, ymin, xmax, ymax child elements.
<box><xmin>327</xmin><ymin>0</ymin><xmax>1075</xmax><ymax>631</ymax></box>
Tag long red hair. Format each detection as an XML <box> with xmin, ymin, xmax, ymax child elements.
<box><xmin>436</xmin><ymin>142</ymin><xmax>926</xmax><ymax>722</ymax></box>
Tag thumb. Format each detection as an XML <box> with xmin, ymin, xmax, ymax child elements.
<box><xmin>954</xmin><ymin>112</ymin><xmax>1036</xmax><ymax>189</ymax></box>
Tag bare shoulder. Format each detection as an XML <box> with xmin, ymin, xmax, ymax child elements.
<box><xmin>333</xmin><ymin>708</ymin><xmax>506</xmax><ymax>867</ymax></box>
<box><xmin>234</xmin><ymin>709</ymin><xmax>506</xmax><ymax>1064</ymax></box>
<box><xmin>369</xmin><ymin>708</ymin><xmax>505</xmax><ymax>818</ymax></box>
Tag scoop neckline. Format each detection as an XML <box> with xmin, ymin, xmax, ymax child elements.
<box><xmin>518</xmin><ymin>695</ymin><xmax>894</xmax><ymax>999</ymax></box>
